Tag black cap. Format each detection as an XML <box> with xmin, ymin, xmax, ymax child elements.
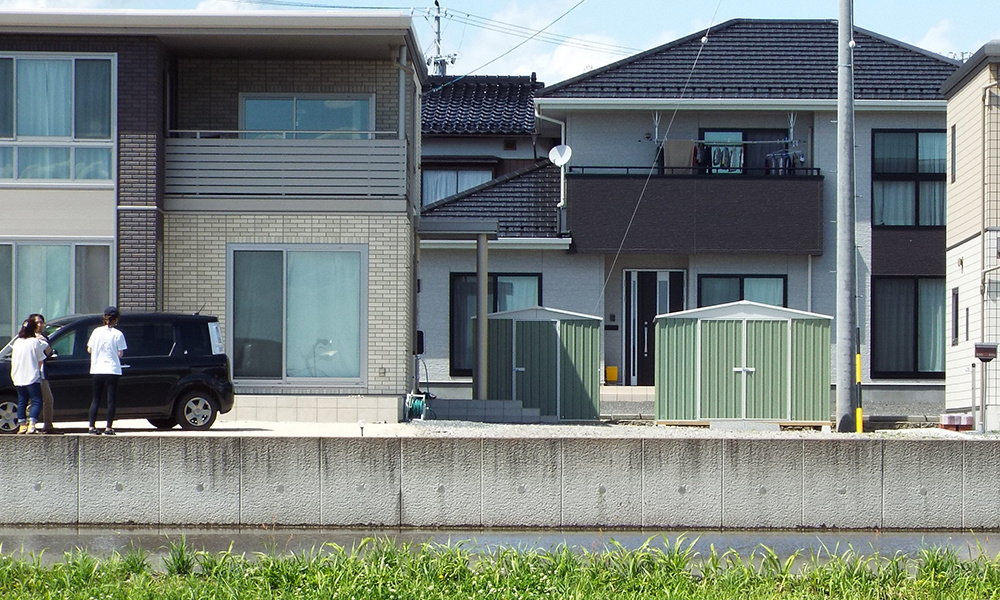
<box><xmin>104</xmin><ymin>306</ymin><xmax>120</xmax><ymax>318</ymax></box>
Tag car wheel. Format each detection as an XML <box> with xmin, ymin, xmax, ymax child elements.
<box><xmin>0</xmin><ymin>398</ymin><xmax>18</xmax><ymax>434</ymax></box>
<box><xmin>147</xmin><ymin>418</ymin><xmax>177</xmax><ymax>430</ymax></box>
<box><xmin>174</xmin><ymin>392</ymin><xmax>218</xmax><ymax>431</ymax></box>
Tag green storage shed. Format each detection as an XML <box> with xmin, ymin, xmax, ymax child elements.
<box><xmin>487</xmin><ymin>307</ymin><xmax>602</xmax><ymax>421</ymax></box>
<box><xmin>654</xmin><ymin>301</ymin><xmax>831</xmax><ymax>424</ymax></box>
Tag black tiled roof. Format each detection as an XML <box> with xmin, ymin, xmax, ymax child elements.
<box><xmin>539</xmin><ymin>20</ymin><xmax>960</xmax><ymax>100</ymax></box>
<box><xmin>422</xmin><ymin>74</ymin><xmax>543</xmax><ymax>135</ymax></box>
<box><xmin>421</xmin><ymin>161</ymin><xmax>560</xmax><ymax>238</ymax></box>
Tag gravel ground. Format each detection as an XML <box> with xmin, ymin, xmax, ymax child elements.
<box><xmin>45</xmin><ymin>418</ymin><xmax>985</xmax><ymax>440</ymax></box>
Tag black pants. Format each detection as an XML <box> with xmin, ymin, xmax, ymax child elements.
<box><xmin>89</xmin><ymin>374</ymin><xmax>119</xmax><ymax>428</ymax></box>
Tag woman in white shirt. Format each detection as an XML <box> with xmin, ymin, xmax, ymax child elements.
<box><xmin>11</xmin><ymin>314</ymin><xmax>51</xmax><ymax>434</ymax></box>
<box><xmin>87</xmin><ymin>306</ymin><xmax>127</xmax><ymax>436</ymax></box>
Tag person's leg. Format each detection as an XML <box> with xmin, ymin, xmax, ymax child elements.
<box><xmin>26</xmin><ymin>382</ymin><xmax>42</xmax><ymax>433</ymax></box>
<box><xmin>104</xmin><ymin>375</ymin><xmax>118</xmax><ymax>432</ymax></box>
<box><xmin>89</xmin><ymin>376</ymin><xmax>104</xmax><ymax>431</ymax></box>
<box><xmin>15</xmin><ymin>386</ymin><xmax>28</xmax><ymax>433</ymax></box>
<box><xmin>41</xmin><ymin>380</ymin><xmax>54</xmax><ymax>431</ymax></box>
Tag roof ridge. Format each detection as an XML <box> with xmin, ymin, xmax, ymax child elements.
<box><xmin>421</xmin><ymin>160</ymin><xmax>554</xmax><ymax>213</ymax></box>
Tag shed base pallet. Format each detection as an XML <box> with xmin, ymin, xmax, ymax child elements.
<box><xmin>655</xmin><ymin>420</ymin><xmax>831</xmax><ymax>431</ymax></box>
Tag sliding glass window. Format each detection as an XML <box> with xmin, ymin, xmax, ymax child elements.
<box><xmin>0</xmin><ymin>242</ymin><xmax>111</xmax><ymax>338</ymax></box>
<box><xmin>872</xmin><ymin>277</ymin><xmax>945</xmax><ymax>378</ymax></box>
<box><xmin>231</xmin><ymin>246</ymin><xmax>366</xmax><ymax>382</ymax></box>
<box><xmin>698</xmin><ymin>275</ymin><xmax>786</xmax><ymax>307</ymax></box>
<box><xmin>0</xmin><ymin>55</ymin><xmax>114</xmax><ymax>181</ymax></box>
<box><xmin>872</xmin><ymin>130</ymin><xmax>946</xmax><ymax>226</ymax></box>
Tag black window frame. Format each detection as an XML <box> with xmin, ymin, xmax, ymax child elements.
<box><xmin>870</xmin><ymin>276</ymin><xmax>946</xmax><ymax>380</ymax></box>
<box><xmin>871</xmin><ymin>129</ymin><xmax>947</xmax><ymax>228</ymax></box>
<box><xmin>696</xmin><ymin>274</ymin><xmax>788</xmax><ymax>308</ymax></box>
<box><xmin>696</xmin><ymin>127</ymin><xmax>791</xmax><ymax>175</ymax></box>
<box><xmin>448</xmin><ymin>272</ymin><xmax>542</xmax><ymax>377</ymax></box>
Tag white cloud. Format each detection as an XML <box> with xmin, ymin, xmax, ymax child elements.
<box><xmin>916</xmin><ymin>19</ymin><xmax>955</xmax><ymax>56</ymax></box>
<box><xmin>194</xmin><ymin>0</ymin><xmax>262</xmax><ymax>11</ymax></box>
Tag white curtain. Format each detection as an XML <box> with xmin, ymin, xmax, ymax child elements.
<box><xmin>74</xmin><ymin>59</ymin><xmax>111</xmax><ymax>140</ymax></box>
<box><xmin>286</xmin><ymin>251</ymin><xmax>361</xmax><ymax>378</ymax></box>
<box><xmin>0</xmin><ymin>245</ymin><xmax>11</xmax><ymax>339</ymax></box>
<box><xmin>873</xmin><ymin>181</ymin><xmax>916</xmax><ymax>225</ymax></box>
<box><xmin>744</xmin><ymin>278</ymin><xmax>784</xmax><ymax>306</ymax></box>
<box><xmin>873</xmin><ymin>279</ymin><xmax>915</xmax><ymax>373</ymax></box>
<box><xmin>918</xmin><ymin>132</ymin><xmax>946</xmax><ymax>173</ymax></box>
<box><xmin>874</xmin><ymin>132</ymin><xmax>915</xmax><ymax>173</ymax></box>
<box><xmin>74</xmin><ymin>245</ymin><xmax>110</xmax><ymax>315</ymax></box>
<box><xmin>918</xmin><ymin>279</ymin><xmax>945</xmax><ymax>373</ymax></box>
<box><xmin>422</xmin><ymin>170</ymin><xmax>457</xmax><ymax>205</ymax></box>
<box><xmin>18</xmin><ymin>147</ymin><xmax>70</xmax><ymax>179</ymax></box>
<box><xmin>16</xmin><ymin>245</ymin><xmax>71</xmax><ymax>322</ymax></box>
<box><xmin>457</xmin><ymin>170</ymin><xmax>492</xmax><ymax>192</ymax></box>
<box><xmin>700</xmin><ymin>277</ymin><xmax>740</xmax><ymax>307</ymax></box>
<box><xmin>919</xmin><ymin>181</ymin><xmax>946</xmax><ymax>226</ymax></box>
<box><xmin>74</xmin><ymin>147</ymin><xmax>111</xmax><ymax>180</ymax></box>
<box><xmin>496</xmin><ymin>276</ymin><xmax>538</xmax><ymax>312</ymax></box>
<box><xmin>16</xmin><ymin>60</ymin><xmax>71</xmax><ymax>137</ymax></box>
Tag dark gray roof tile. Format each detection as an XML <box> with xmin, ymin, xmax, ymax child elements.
<box><xmin>539</xmin><ymin>20</ymin><xmax>960</xmax><ymax>101</ymax></box>
<box><xmin>421</xmin><ymin>161</ymin><xmax>560</xmax><ymax>238</ymax></box>
<box><xmin>422</xmin><ymin>74</ymin><xmax>543</xmax><ymax>135</ymax></box>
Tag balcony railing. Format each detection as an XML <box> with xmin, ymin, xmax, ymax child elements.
<box><xmin>165</xmin><ymin>130</ymin><xmax>406</xmax><ymax>197</ymax></box>
<box><xmin>568</xmin><ymin>166</ymin><xmax>822</xmax><ymax>176</ymax></box>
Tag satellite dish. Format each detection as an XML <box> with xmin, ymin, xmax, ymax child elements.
<box><xmin>548</xmin><ymin>144</ymin><xmax>573</xmax><ymax>166</ymax></box>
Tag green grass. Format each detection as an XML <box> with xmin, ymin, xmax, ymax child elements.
<box><xmin>2</xmin><ymin>536</ymin><xmax>1000</xmax><ymax>599</ymax></box>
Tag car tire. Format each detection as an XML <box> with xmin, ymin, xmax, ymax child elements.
<box><xmin>147</xmin><ymin>417</ymin><xmax>177</xmax><ymax>430</ymax></box>
<box><xmin>0</xmin><ymin>397</ymin><xmax>18</xmax><ymax>434</ymax></box>
<box><xmin>174</xmin><ymin>392</ymin><xmax>219</xmax><ymax>431</ymax></box>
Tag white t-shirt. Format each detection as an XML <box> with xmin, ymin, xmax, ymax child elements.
<box><xmin>10</xmin><ymin>336</ymin><xmax>48</xmax><ymax>386</ymax></box>
<box><xmin>88</xmin><ymin>326</ymin><xmax>127</xmax><ymax>375</ymax></box>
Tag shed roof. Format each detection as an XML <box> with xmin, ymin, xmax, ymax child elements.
<box><xmin>539</xmin><ymin>19</ymin><xmax>959</xmax><ymax>101</ymax></box>
<box><xmin>655</xmin><ymin>301</ymin><xmax>833</xmax><ymax>322</ymax></box>
<box><xmin>487</xmin><ymin>307</ymin><xmax>601</xmax><ymax>322</ymax></box>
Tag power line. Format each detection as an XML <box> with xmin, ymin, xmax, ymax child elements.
<box><xmin>442</xmin><ymin>9</ymin><xmax>639</xmax><ymax>55</ymax></box>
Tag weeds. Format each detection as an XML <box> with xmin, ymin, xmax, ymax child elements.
<box><xmin>5</xmin><ymin>536</ymin><xmax>1000</xmax><ymax>599</ymax></box>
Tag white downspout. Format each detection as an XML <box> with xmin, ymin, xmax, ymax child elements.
<box><xmin>535</xmin><ymin>107</ymin><xmax>567</xmax><ymax>209</ymax></box>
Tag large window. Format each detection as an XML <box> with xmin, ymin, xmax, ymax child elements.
<box><xmin>872</xmin><ymin>130</ymin><xmax>946</xmax><ymax>226</ymax></box>
<box><xmin>422</xmin><ymin>168</ymin><xmax>493</xmax><ymax>205</ymax></box>
<box><xmin>872</xmin><ymin>277</ymin><xmax>945</xmax><ymax>378</ymax></box>
<box><xmin>230</xmin><ymin>246</ymin><xmax>366</xmax><ymax>382</ymax></box>
<box><xmin>0</xmin><ymin>56</ymin><xmax>114</xmax><ymax>180</ymax></box>
<box><xmin>0</xmin><ymin>242</ymin><xmax>111</xmax><ymax>338</ymax></box>
<box><xmin>449</xmin><ymin>273</ymin><xmax>541</xmax><ymax>376</ymax></box>
<box><xmin>698</xmin><ymin>128</ymin><xmax>791</xmax><ymax>175</ymax></box>
<box><xmin>240</xmin><ymin>94</ymin><xmax>373</xmax><ymax>139</ymax></box>
<box><xmin>698</xmin><ymin>275</ymin><xmax>786</xmax><ymax>307</ymax></box>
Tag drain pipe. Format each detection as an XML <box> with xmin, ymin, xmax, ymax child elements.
<box><xmin>979</xmin><ymin>80</ymin><xmax>999</xmax><ymax>421</ymax></box>
<box><xmin>535</xmin><ymin>107</ymin><xmax>569</xmax><ymax>230</ymax></box>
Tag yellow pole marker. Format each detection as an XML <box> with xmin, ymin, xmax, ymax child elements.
<box><xmin>855</xmin><ymin>352</ymin><xmax>862</xmax><ymax>433</ymax></box>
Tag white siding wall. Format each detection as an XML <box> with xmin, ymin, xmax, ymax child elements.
<box><xmin>948</xmin><ymin>68</ymin><xmax>992</xmax><ymax>245</ymax></box>
<box><xmin>0</xmin><ymin>189</ymin><xmax>116</xmax><ymax>238</ymax></box>
<box><xmin>946</xmin><ymin>236</ymin><xmax>982</xmax><ymax>411</ymax></box>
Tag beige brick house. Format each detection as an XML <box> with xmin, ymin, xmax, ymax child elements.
<box><xmin>0</xmin><ymin>11</ymin><xmax>427</xmax><ymax>423</ymax></box>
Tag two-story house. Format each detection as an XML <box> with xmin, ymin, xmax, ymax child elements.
<box><xmin>0</xmin><ymin>11</ymin><xmax>426</xmax><ymax>423</ymax></box>
<box><xmin>942</xmin><ymin>40</ymin><xmax>1000</xmax><ymax>426</ymax></box>
<box><xmin>533</xmin><ymin>19</ymin><xmax>959</xmax><ymax>414</ymax></box>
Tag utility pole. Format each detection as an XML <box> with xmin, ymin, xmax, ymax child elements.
<box><xmin>835</xmin><ymin>0</ymin><xmax>859</xmax><ymax>432</ymax></box>
<box><xmin>426</xmin><ymin>1</ymin><xmax>457</xmax><ymax>76</ymax></box>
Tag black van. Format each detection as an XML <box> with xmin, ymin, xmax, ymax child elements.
<box><xmin>0</xmin><ymin>313</ymin><xmax>234</xmax><ymax>432</ymax></box>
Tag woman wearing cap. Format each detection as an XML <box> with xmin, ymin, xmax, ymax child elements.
<box><xmin>87</xmin><ymin>306</ymin><xmax>127</xmax><ymax>435</ymax></box>
<box><xmin>10</xmin><ymin>314</ymin><xmax>51</xmax><ymax>434</ymax></box>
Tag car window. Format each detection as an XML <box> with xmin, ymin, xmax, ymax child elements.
<box><xmin>50</xmin><ymin>329</ymin><xmax>81</xmax><ymax>359</ymax></box>
<box><xmin>178</xmin><ymin>321</ymin><xmax>212</xmax><ymax>356</ymax></box>
<box><xmin>118</xmin><ymin>323</ymin><xmax>176</xmax><ymax>357</ymax></box>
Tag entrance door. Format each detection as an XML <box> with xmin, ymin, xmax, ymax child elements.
<box><xmin>624</xmin><ymin>270</ymin><xmax>685</xmax><ymax>385</ymax></box>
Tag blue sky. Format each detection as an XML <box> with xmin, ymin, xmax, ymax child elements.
<box><xmin>1</xmin><ymin>0</ymin><xmax>997</xmax><ymax>84</ymax></box>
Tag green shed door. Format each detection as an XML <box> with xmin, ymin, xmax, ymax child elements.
<box><xmin>700</xmin><ymin>320</ymin><xmax>743</xmax><ymax>419</ymax></box>
<box><xmin>745</xmin><ymin>320</ymin><xmax>789</xmax><ymax>420</ymax></box>
<box><xmin>514</xmin><ymin>320</ymin><xmax>558</xmax><ymax>417</ymax></box>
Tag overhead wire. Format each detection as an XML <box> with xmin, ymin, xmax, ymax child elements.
<box><xmin>590</xmin><ymin>0</ymin><xmax>726</xmax><ymax>318</ymax></box>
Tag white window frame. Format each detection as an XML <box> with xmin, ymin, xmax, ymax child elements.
<box><xmin>226</xmin><ymin>243</ymin><xmax>369</xmax><ymax>387</ymax></box>
<box><xmin>0</xmin><ymin>52</ymin><xmax>117</xmax><ymax>185</ymax></box>
<box><xmin>238</xmin><ymin>93</ymin><xmax>376</xmax><ymax>138</ymax></box>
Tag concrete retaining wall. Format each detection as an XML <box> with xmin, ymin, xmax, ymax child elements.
<box><xmin>1</xmin><ymin>435</ymin><xmax>993</xmax><ymax>529</ymax></box>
